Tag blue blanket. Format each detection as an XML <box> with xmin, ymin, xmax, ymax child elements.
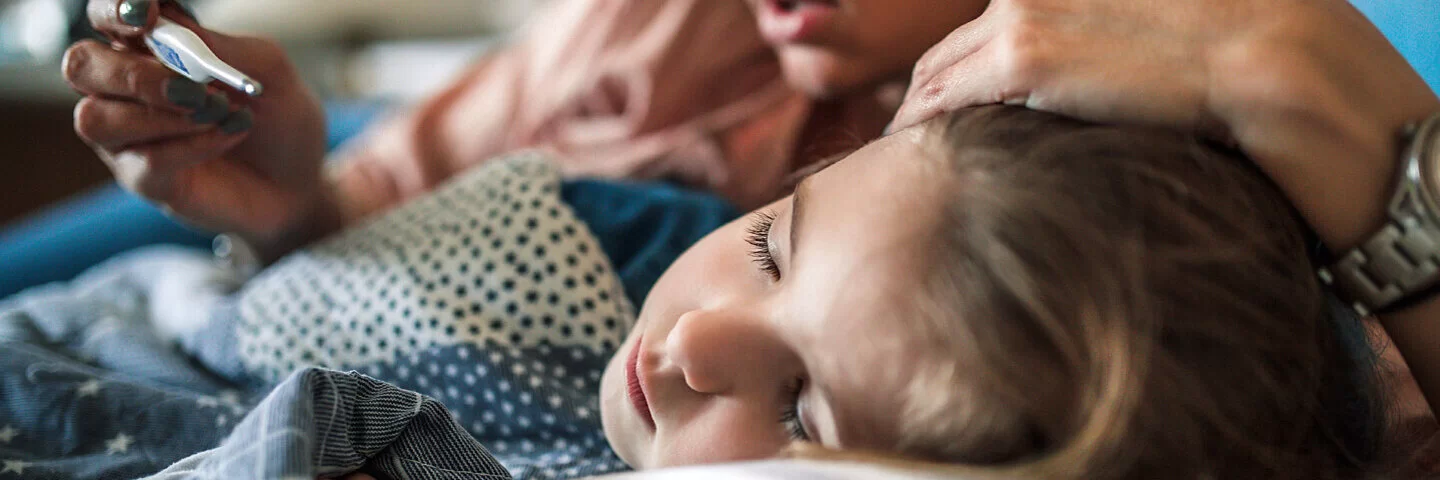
<box><xmin>0</xmin><ymin>249</ymin><xmax>513</xmax><ymax>480</ymax></box>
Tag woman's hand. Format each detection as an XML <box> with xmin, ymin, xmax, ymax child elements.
<box><xmin>891</xmin><ymin>0</ymin><xmax>1440</xmax><ymax>252</ymax></box>
<box><xmin>66</xmin><ymin>0</ymin><xmax>334</xmax><ymax>257</ymax></box>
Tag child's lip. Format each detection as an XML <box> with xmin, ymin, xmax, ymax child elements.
<box><xmin>755</xmin><ymin>0</ymin><xmax>840</xmax><ymax>45</ymax></box>
<box><xmin>626</xmin><ymin>335</ymin><xmax>656</xmax><ymax>431</ymax></box>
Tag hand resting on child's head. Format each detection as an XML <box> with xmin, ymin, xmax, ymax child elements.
<box><xmin>599</xmin><ymin>106</ymin><xmax>1373</xmax><ymax>479</ymax></box>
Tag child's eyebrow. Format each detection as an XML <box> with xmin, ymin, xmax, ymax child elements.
<box><xmin>782</xmin><ymin>151</ymin><xmax>851</xmax><ymax>191</ymax></box>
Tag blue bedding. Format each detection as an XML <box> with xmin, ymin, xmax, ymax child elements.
<box><xmin>0</xmin><ymin>159</ymin><xmax>738</xmax><ymax>479</ymax></box>
<box><xmin>0</xmin><ymin>247</ymin><xmax>520</xmax><ymax>480</ymax></box>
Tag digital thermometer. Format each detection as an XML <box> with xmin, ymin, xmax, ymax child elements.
<box><xmin>144</xmin><ymin>17</ymin><xmax>262</xmax><ymax>97</ymax></box>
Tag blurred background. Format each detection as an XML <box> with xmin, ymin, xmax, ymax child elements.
<box><xmin>0</xmin><ymin>0</ymin><xmax>1433</xmax><ymax>231</ymax></box>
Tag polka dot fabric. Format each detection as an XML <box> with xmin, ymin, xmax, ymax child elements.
<box><xmin>236</xmin><ymin>152</ymin><xmax>634</xmax><ymax>383</ymax></box>
<box><xmin>233</xmin><ymin>153</ymin><xmax>637</xmax><ymax>478</ymax></box>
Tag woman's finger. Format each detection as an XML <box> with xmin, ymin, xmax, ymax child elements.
<box><xmin>123</xmin><ymin>109</ymin><xmax>253</xmax><ymax>171</ymax></box>
<box><xmin>892</xmin><ymin>44</ymin><xmax>1025</xmax><ymax>131</ymax></box>
<box><xmin>73</xmin><ymin>97</ymin><xmax>219</xmax><ymax>150</ymax></box>
<box><xmin>63</xmin><ymin>39</ymin><xmax>211</xmax><ymax>112</ymax></box>
<box><xmin>106</xmin><ymin>149</ymin><xmax>182</xmax><ymax>204</ymax></box>
<box><xmin>904</xmin><ymin>7</ymin><xmax>996</xmax><ymax>104</ymax></box>
<box><xmin>105</xmin><ymin>128</ymin><xmax>246</xmax><ymax>202</ymax></box>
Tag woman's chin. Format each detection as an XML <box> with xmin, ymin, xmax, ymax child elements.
<box><xmin>777</xmin><ymin>47</ymin><xmax>875</xmax><ymax>99</ymax></box>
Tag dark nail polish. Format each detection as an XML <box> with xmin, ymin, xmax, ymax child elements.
<box><xmin>190</xmin><ymin>93</ymin><xmax>229</xmax><ymax>124</ymax></box>
<box><xmin>118</xmin><ymin>0</ymin><xmax>154</xmax><ymax>27</ymax></box>
<box><xmin>219</xmin><ymin>109</ymin><xmax>253</xmax><ymax>134</ymax></box>
<box><xmin>164</xmin><ymin>78</ymin><xmax>207</xmax><ymax>109</ymax></box>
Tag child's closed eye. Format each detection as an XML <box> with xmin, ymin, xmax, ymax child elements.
<box><xmin>745</xmin><ymin>210</ymin><xmax>781</xmax><ymax>281</ymax></box>
<box><xmin>781</xmin><ymin>377</ymin><xmax>810</xmax><ymax>441</ymax></box>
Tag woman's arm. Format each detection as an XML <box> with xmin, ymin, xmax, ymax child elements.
<box><xmin>322</xmin><ymin>0</ymin><xmax>790</xmax><ymax>225</ymax></box>
<box><xmin>889</xmin><ymin>0</ymin><xmax>1440</xmax><ymax>413</ymax></box>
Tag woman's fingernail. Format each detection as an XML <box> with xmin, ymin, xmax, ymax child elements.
<box><xmin>164</xmin><ymin>78</ymin><xmax>207</xmax><ymax>109</ymax></box>
<box><xmin>118</xmin><ymin>0</ymin><xmax>154</xmax><ymax>26</ymax></box>
<box><xmin>219</xmin><ymin>108</ymin><xmax>253</xmax><ymax>134</ymax></box>
<box><xmin>190</xmin><ymin>93</ymin><xmax>229</xmax><ymax>124</ymax></box>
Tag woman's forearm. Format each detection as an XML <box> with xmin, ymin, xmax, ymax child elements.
<box><xmin>1374</xmin><ymin>103</ymin><xmax>1440</xmax><ymax>418</ymax></box>
<box><xmin>1311</xmin><ymin>92</ymin><xmax>1440</xmax><ymax>417</ymax></box>
<box><xmin>1287</xmin><ymin>96</ymin><xmax>1440</xmax><ymax>416</ymax></box>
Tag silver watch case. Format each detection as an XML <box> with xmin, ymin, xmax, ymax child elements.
<box><xmin>1319</xmin><ymin>113</ymin><xmax>1440</xmax><ymax>316</ymax></box>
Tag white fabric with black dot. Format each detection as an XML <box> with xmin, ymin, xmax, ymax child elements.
<box><xmin>236</xmin><ymin>151</ymin><xmax>634</xmax><ymax>383</ymax></box>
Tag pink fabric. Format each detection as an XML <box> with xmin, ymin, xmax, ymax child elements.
<box><xmin>329</xmin><ymin>0</ymin><xmax>880</xmax><ymax>218</ymax></box>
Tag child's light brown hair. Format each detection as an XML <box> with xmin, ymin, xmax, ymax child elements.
<box><xmin>792</xmin><ymin>106</ymin><xmax>1381</xmax><ymax>479</ymax></box>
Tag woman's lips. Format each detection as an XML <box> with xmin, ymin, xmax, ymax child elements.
<box><xmin>626</xmin><ymin>335</ymin><xmax>656</xmax><ymax>431</ymax></box>
<box><xmin>756</xmin><ymin>0</ymin><xmax>839</xmax><ymax>45</ymax></box>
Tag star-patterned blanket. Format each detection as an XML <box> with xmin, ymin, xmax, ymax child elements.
<box><xmin>0</xmin><ymin>154</ymin><xmax>736</xmax><ymax>479</ymax></box>
<box><xmin>1</xmin><ymin>339</ymin><xmax>510</xmax><ymax>480</ymax></box>
<box><xmin>0</xmin><ymin>247</ymin><xmax>253</xmax><ymax>479</ymax></box>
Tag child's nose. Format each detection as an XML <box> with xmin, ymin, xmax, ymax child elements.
<box><xmin>664</xmin><ymin>308</ymin><xmax>791</xmax><ymax>396</ymax></box>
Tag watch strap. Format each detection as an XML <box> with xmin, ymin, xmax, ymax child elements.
<box><xmin>1319</xmin><ymin>209</ymin><xmax>1440</xmax><ymax>316</ymax></box>
<box><xmin>1320</xmin><ymin>111</ymin><xmax>1440</xmax><ymax>316</ymax></box>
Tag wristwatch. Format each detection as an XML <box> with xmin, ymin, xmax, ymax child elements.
<box><xmin>1319</xmin><ymin>111</ymin><xmax>1440</xmax><ymax>316</ymax></box>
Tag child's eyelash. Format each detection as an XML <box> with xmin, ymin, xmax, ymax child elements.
<box><xmin>780</xmin><ymin>377</ymin><xmax>809</xmax><ymax>441</ymax></box>
<box><xmin>745</xmin><ymin>210</ymin><xmax>781</xmax><ymax>281</ymax></box>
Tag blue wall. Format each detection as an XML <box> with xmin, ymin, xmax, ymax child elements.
<box><xmin>1351</xmin><ymin>0</ymin><xmax>1440</xmax><ymax>94</ymax></box>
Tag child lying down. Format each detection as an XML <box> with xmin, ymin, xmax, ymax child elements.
<box><xmin>0</xmin><ymin>106</ymin><xmax>1379</xmax><ymax>480</ymax></box>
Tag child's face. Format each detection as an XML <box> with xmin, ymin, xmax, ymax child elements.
<box><xmin>600</xmin><ymin>128</ymin><xmax>953</xmax><ymax>468</ymax></box>
<box><xmin>745</xmin><ymin>0</ymin><xmax>988</xmax><ymax>98</ymax></box>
